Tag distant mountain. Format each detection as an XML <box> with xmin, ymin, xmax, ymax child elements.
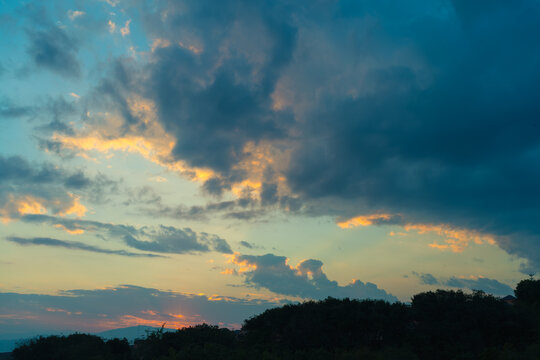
<box><xmin>0</xmin><ymin>326</ymin><xmax>176</xmax><ymax>353</ymax></box>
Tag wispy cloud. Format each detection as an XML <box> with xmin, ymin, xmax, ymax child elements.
<box><xmin>6</xmin><ymin>236</ymin><xmax>163</xmax><ymax>258</ymax></box>
<box><xmin>21</xmin><ymin>214</ymin><xmax>233</xmax><ymax>255</ymax></box>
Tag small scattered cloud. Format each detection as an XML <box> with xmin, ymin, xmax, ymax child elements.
<box><xmin>120</xmin><ymin>20</ymin><xmax>131</xmax><ymax>36</ymax></box>
<box><xmin>67</xmin><ymin>10</ymin><xmax>85</xmax><ymax>21</ymax></box>
<box><xmin>108</xmin><ymin>20</ymin><xmax>116</xmax><ymax>33</ymax></box>
<box><xmin>411</xmin><ymin>272</ymin><xmax>439</xmax><ymax>286</ymax></box>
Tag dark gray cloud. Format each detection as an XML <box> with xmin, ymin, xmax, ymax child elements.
<box><xmin>20</xmin><ymin>214</ymin><xmax>233</xmax><ymax>255</ymax></box>
<box><xmin>0</xmin><ymin>285</ymin><xmax>286</xmax><ymax>338</ymax></box>
<box><xmin>55</xmin><ymin>0</ymin><xmax>540</xmax><ymax>272</ymax></box>
<box><xmin>6</xmin><ymin>236</ymin><xmax>163</xmax><ymax>258</ymax></box>
<box><xmin>445</xmin><ymin>276</ymin><xmax>514</xmax><ymax>297</ymax></box>
<box><xmin>230</xmin><ymin>253</ymin><xmax>397</xmax><ymax>302</ymax></box>
<box><xmin>412</xmin><ymin>272</ymin><xmax>439</xmax><ymax>286</ymax></box>
<box><xmin>239</xmin><ymin>241</ymin><xmax>253</xmax><ymax>249</ymax></box>
<box><xmin>27</xmin><ymin>26</ymin><xmax>80</xmax><ymax>77</ymax></box>
<box><xmin>0</xmin><ymin>98</ymin><xmax>35</xmax><ymax>119</ymax></box>
<box><xmin>412</xmin><ymin>272</ymin><xmax>513</xmax><ymax>296</ymax></box>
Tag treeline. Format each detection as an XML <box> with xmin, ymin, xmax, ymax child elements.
<box><xmin>12</xmin><ymin>279</ymin><xmax>540</xmax><ymax>360</ymax></box>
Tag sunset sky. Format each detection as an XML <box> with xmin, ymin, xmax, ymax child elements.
<box><xmin>1</xmin><ymin>0</ymin><xmax>539</xmax><ymax>337</ymax></box>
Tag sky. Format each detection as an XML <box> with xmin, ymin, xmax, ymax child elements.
<box><xmin>1</xmin><ymin>0</ymin><xmax>539</xmax><ymax>337</ymax></box>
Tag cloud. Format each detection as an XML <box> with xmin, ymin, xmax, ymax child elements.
<box><xmin>6</xmin><ymin>236</ymin><xmax>163</xmax><ymax>258</ymax></box>
<box><xmin>41</xmin><ymin>0</ymin><xmax>540</xmax><ymax>272</ymax></box>
<box><xmin>120</xmin><ymin>20</ymin><xmax>131</xmax><ymax>36</ymax></box>
<box><xmin>20</xmin><ymin>214</ymin><xmax>233</xmax><ymax>255</ymax></box>
<box><xmin>27</xmin><ymin>26</ymin><xmax>80</xmax><ymax>77</ymax></box>
<box><xmin>123</xmin><ymin>226</ymin><xmax>232</xmax><ymax>254</ymax></box>
<box><xmin>239</xmin><ymin>241</ymin><xmax>253</xmax><ymax>249</ymax></box>
<box><xmin>444</xmin><ymin>276</ymin><xmax>514</xmax><ymax>297</ymax></box>
<box><xmin>67</xmin><ymin>10</ymin><xmax>85</xmax><ymax>21</ymax></box>
<box><xmin>412</xmin><ymin>272</ymin><xmax>513</xmax><ymax>296</ymax></box>
<box><xmin>0</xmin><ymin>285</ymin><xmax>285</xmax><ymax>337</ymax></box>
<box><xmin>0</xmin><ymin>98</ymin><xmax>35</xmax><ymax>119</ymax></box>
<box><xmin>0</xmin><ymin>155</ymin><xmax>119</xmax><ymax>221</ymax></box>
<box><xmin>412</xmin><ymin>272</ymin><xmax>440</xmax><ymax>286</ymax></box>
<box><xmin>226</xmin><ymin>253</ymin><xmax>397</xmax><ymax>302</ymax></box>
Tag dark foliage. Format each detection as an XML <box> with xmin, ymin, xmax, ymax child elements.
<box><xmin>12</xmin><ymin>333</ymin><xmax>130</xmax><ymax>360</ymax></box>
<box><xmin>515</xmin><ymin>279</ymin><xmax>540</xmax><ymax>305</ymax></box>
<box><xmin>11</xmin><ymin>279</ymin><xmax>540</xmax><ymax>360</ymax></box>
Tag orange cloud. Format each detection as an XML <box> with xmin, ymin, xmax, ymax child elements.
<box><xmin>337</xmin><ymin>213</ymin><xmax>393</xmax><ymax>228</ymax></box>
<box><xmin>151</xmin><ymin>38</ymin><xmax>171</xmax><ymax>52</ymax></box>
<box><xmin>57</xmin><ymin>195</ymin><xmax>87</xmax><ymax>217</ymax></box>
<box><xmin>178</xmin><ymin>41</ymin><xmax>202</xmax><ymax>54</ymax></box>
<box><xmin>104</xmin><ymin>315</ymin><xmax>188</xmax><ymax>330</ymax></box>
<box><xmin>337</xmin><ymin>213</ymin><xmax>496</xmax><ymax>252</ymax></box>
<box><xmin>50</xmin><ymin>96</ymin><xmax>294</xmax><ymax>201</ymax></box>
<box><xmin>52</xmin><ymin>96</ymin><xmax>217</xmax><ymax>183</ymax></box>
<box><xmin>54</xmin><ymin>224</ymin><xmax>85</xmax><ymax>235</ymax></box>
<box><xmin>404</xmin><ymin>224</ymin><xmax>496</xmax><ymax>253</ymax></box>
<box><xmin>17</xmin><ymin>197</ymin><xmax>47</xmax><ymax>216</ymax></box>
<box><xmin>225</xmin><ymin>253</ymin><xmax>258</xmax><ymax>273</ymax></box>
<box><xmin>120</xmin><ymin>20</ymin><xmax>131</xmax><ymax>37</ymax></box>
<box><xmin>0</xmin><ymin>195</ymin><xmax>47</xmax><ymax>223</ymax></box>
<box><xmin>220</xmin><ymin>268</ymin><xmax>238</xmax><ymax>275</ymax></box>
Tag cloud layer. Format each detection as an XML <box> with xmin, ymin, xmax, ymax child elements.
<box><xmin>0</xmin><ymin>285</ymin><xmax>284</xmax><ymax>337</ymax></box>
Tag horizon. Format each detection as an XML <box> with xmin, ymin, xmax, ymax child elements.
<box><xmin>1</xmin><ymin>0</ymin><xmax>539</xmax><ymax>340</ymax></box>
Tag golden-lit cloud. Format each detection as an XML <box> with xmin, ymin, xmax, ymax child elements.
<box><xmin>338</xmin><ymin>214</ymin><xmax>496</xmax><ymax>253</ymax></box>
<box><xmin>108</xmin><ymin>20</ymin><xmax>116</xmax><ymax>33</ymax></box>
<box><xmin>337</xmin><ymin>214</ymin><xmax>393</xmax><ymax>228</ymax></box>
<box><xmin>67</xmin><ymin>10</ymin><xmax>85</xmax><ymax>21</ymax></box>
<box><xmin>0</xmin><ymin>195</ymin><xmax>47</xmax><ymax>223</ymax></box>
<box><xmin>0</xmin><ymin>193</ymin><xmax>87</xmax><ymax>224</ymax></box>
<box><xmin>151</xmin><ymin>38</ymin><xmax>171</xmax><ymax>52</ymax></box>
<box><xmin>52</xmin><ymin>96</ymin><xmax>218</xmax><ymax>183</ymax></box>
<box><xmin>404</xmin><ymin>224</ymin><xmax>496</xmax><ymax>253</ymax></box>
<box><xmin>103</xmin><ymin>314</ymin><xmax>188</xmax><ymax>330</ymax></box>
<box><xmin>51</xmin><ymin>95</ymin><xmax>293</xmax><ymax>202</ymax></box>
<box><xmin>57</xmin><ymin>195</ymin><xmax>87</xmax><ymax>217</ymax></box>
<box><xmin>54</xmin><ymin>224</ymin><xmax>85</xmax><ymax>235</ymax></box>
<box><xmin>120</xmin><ymin>20</ymin><xmax>131</xmax><ymax>37</ymax></box>
<box><xmin>178</xmin><ymin>41</ymin><xmax>203</xmax><ymax>54</ymax></box>
<box><xmin>224</xmin><ymin>253</ymin><xmax>258</xmax><ymax>273</ymax></box>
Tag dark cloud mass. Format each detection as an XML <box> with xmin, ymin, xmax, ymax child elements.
<box><xmin>231</xmin><ymin>253</ymin><xmax>397</xmax><ymax>302</ymax></box>
<box><xmin>27</xmin><ymin>26</ymin><xmax>80</xmax><ymax>77</ymax></box>
<box><xmin>60</xmin><ymin>0</ymin><xmax>540</xmax><ymax>272</ymax></box>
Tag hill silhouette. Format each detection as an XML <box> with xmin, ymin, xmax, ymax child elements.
<box><xmin>10</xmin><ymin>279</ymin><xmax>540</xmax><ymax>360</ymax></box>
